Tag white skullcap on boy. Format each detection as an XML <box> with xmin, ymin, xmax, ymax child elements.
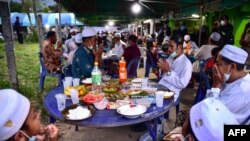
<box><xmin>0</xmin><ymin>89</ymin><xmax>30</xmax><ymax>140</ymax></box>
<box><xmin>82</xmin><ymin>27</ymin><xmax>96</xmax><ymax>37</ymax></box>
<box><xmin>190</xmin><ymin>98</ymin><xmax>238</xmax><ymax>141</ymax></box>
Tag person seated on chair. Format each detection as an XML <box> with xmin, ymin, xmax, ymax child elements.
<box><xmin>63</xmin><ymin>33</ymin><xmax>82</xmax><ymax>77</ymax></box>
<box><xmin>42</xmin><ymin>31</ymin><xmax>63</xmax><ymax>73</ymax></box>
<box><xmin>206</xmin><ymin>44</ymin><xmax>250</xmax><ymax>124</ymax></box>
<box><xmin>0</xmin><ymin>89</ymin><xmax>59</xmax><ymax>141</ymax></box>
<box><xmin>157</xmin><ymin>34</ymin><xmax>192</xmax><ymax>102</ymax></box>
<box><xmin>71</xmin><ymin>27</ymin><xmax>104</xmax><ymax>79</ymax></box>
<box><xmin>183</xmin><ymin>34</ymin><xmax>199</xmax><ymax>56</ymax></box>
<box><xmin>169</xmin><ymin>98</ymin><xmax>238</xmax><ymax>141</ymax></box>
<box><xmin>175</xmin><ymin>45</ymin><xmax>250</xmax><ymax>140</ymax></box>
<box><xmin>123</xmin><ymin>34</ymin><xmax>141</xmax><ymax>65</ymax></box>
<box><xmin>194</xmin><ymin>32</ymin><xmax>221</xmax><ymax>60</ymax></box>
<box><xmin>113</xmin><ymin>33</ymin><xmax>126</xmax><ymax>58</ymax></box>
<box><xmin>63</xmin><ymin>28</ymin><xmax>77</xmax><ymax>60</ymax></box>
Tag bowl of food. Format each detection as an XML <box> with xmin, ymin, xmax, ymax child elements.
<box><xmin>117</xmin><ymin>104</ymin><xmax>147</xmax><ymax>119</ymax></box>
<box><xmin>131</xmin><ymin>78</ymin><xmax>142</xmax><ymax>88</ymax></box>
<box><xmin>82</xmin><ymin>78</ymin><xmax>92</xmax><ymax>86</ymax></box>
<box><xmin>80</xmin><ymin>92</ymin><xmax>104</xmax><ymax>104</ymax></box>
<box><xmin>93</xmin><ymin>98</ymin><xmax>109</xmax><ymax>110</ymax></box>
<box><xmin>61</xmin><ymin>104</ymin><xmax>95</xmax><ymax>120</ymax></box>
<box><xmin>164</xmin><ymin>91</ymin><xmax>174</xmax><ymax>99</ymax></box>
<box><xmin>102</xmin><ymin>75</ymin><xmax>111</xmax><ymax>81</ymax></box>
<box><xmin>102</xmin><ymin>85</ymin><xmax>120</xmax><ymax>94</ymax></box>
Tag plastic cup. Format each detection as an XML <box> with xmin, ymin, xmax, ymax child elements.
<box><xmin>155</xmin><ymin>91</ymin><xmax>164</xmax><ymax>107</ymax></box>
<box><xmin>69</xmin><ymin>88</ymin><xmax>79</xmax><ymax>104</ymax></box>
<box><xmin>55</xmin><ymin>94</ymin><xmax>66</xmax><ymax>111</ymax></box>
<box><xmin>63</xmin><ymin>80</ymin><xmax>72</xmax><ymax>90</ymax></box>
<box><xmin>65</xmin><ymin>77</ymin><xmax>73</xmax><ymax>83</ymax></box>
<box><xmin>73</xmin><ymin>78</ymin><xmax>80</xmax><ymax>86</ymax></box>
<box><xmin>141</xmin><ymin>78</ymin><xmax>148</xmax><ymax>88</ymax></box>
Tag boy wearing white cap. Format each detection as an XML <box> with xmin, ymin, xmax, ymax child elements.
<box><xmin>172</xmin><ymin>98</ymin><xmax>238</xmax><ymax>141</ymax></box>
<box><xmin>0</xmin><ymin>89</ymin><xmax>58</xmax><ymax>141</ymax></box>
<box><xmin>183</xmin><ymin>35</ymin><xmax>199</xmax><ymax>56</ymax></box>
<box><xmin>207</xmin><ymin>44</ymin><xmax>250</xmax><ymax>124</ymax></box>
<box><xmin>63</xmin><ymin>28</ymin><xmax>77</xmax><ymax>61</ymax></box>
<box><xmin>71</xmin><ymin>27</ymin><xmax>104</xmax><ymax>79</ymax></box>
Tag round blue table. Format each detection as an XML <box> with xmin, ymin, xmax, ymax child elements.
<box><xmin>43</xmin><ymin>85</ymin><xmax>174</xmax><ymax>141</ymax></box>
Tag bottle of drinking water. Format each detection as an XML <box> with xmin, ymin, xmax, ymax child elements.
<box><xmin>91</xmin><ymin>62</ymin><xmax>102</xmax><ymax>92</ymax></box>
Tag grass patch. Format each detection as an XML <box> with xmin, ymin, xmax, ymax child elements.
<box><xmin>0</xmin><ymin>42</ymin><xmax>58</xmax><ymax>122</ymax></box>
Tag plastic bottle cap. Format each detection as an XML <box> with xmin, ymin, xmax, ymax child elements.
<box><xmin>94</xmin><ymin>62</ymin><xmax>98</xmax><ymax>65</ymax></box>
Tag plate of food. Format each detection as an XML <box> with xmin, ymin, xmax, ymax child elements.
<box><xmin>105</xmin><ymin>91</ymin><xmax>128</xmax><ymax>102</ymax></box>
<box><xmin>164</xmin><ymin>91</ymin><xmax>174</xmax><ymax>99</ymax></box>
<box><xmin>107</xmin><ymin>79</ymin><xmax>120</xmax><ymax>85</ymax></box>
<box><xmin>64</xmin><ymin>85</ymin><xmax>87</xmax><ymax>97</ymax></box>
<box><xmin>80</xmin><ymin>92</ymin><xmax>104</xmax><ymax>104</ymax></box>
<box><xmin>127</xmin><ymin>90</ymin><xmax>149</xmax><ymax>97</ymax></box>
<box><xmin>102</xmin><ymin>85</ymin><xmax>120</xmax><ymax>94</ymax></box>
<box><xmin>117</xmin><ymin>104</ymin><xmax>147</xmax><ymax>119</ymax></box>
<box><xmin>61</xmin><ymin>104</ymin><xmax>95</xmax><ymax>120</ymax></box>
<box><xmin>82</xmin><ymin>78</ymin><xmax>92</xmax><ymax>85</ymax></box>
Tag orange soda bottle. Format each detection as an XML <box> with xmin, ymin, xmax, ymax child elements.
<box><xmin>119</xmin><ymin>57</ymin><xmax>127</xmax><ymax>83</ymax></box>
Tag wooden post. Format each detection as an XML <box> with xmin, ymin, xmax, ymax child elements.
<box><xmin>0</xmin><ymin>1</ymin><xmax>18</xmax><ymax>89</ymax></box>
<box><xmin>55</xmin><ymin>18</ymin><xmax>60</xmax><ymax>39</ymax></box>
<box><xmin>57</xmin><ymin>0</ymin><xmax>62</xmax><ymax>39</ymax></box>
<box><xmin>198</xmin><ymin>2</ymin><xmax>204</xmax><ymax>47</ymax></box>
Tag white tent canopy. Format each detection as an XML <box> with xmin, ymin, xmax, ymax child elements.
<box><xmin>0</xmin><ymin>12</ymin><xmax>84</xmax><ymax>26</ymax></box>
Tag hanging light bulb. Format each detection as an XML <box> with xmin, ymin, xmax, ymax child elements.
<box><xmin>108</xmin><ymin>21</ymin><xmax>114</xmax><ymax>26</ymax></box>
<box><xmin>132</xmin><ymin>3</ymin><xmax>141</xmax><ymax>14</ymax></box>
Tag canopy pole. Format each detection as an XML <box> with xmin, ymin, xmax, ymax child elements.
<box><xmin>57</xmin><ymin>0</ymin><xmax>61</xmax><ymax>39</ymax></box>
<box><xmin>198</xmin><ymin>4</ymin><xmax>204</xmax><ymax>47</ymax></box>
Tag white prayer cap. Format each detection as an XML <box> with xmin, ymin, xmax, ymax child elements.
<box><xmin>220</xmin><ymin>45</ymin><xmax>248</xmax><ymax>64</ymax></box>
<box><xmin>0</xmin><ymin>89</ymin><xmax>30</xmax><ymax>140</ymax></box>
<box><xmin>162</xmin><ymin>36</ymin><xmax>170</xmax><ymax>44</ymax></box>
<box><xmin>70</xmin><ymin>28</ymin><xmax>77</xmax><ymax>33</ymax></box>
<box><xmin>114</xmin><ymin>33</ymin><xmax>121</xmax><ymax>38</ymax></box>
<box><xmin>75</xmin><ymin>33</ymin><xmax>82</xmax><ymax>44</ymax></box>
<box><xmin>190</xmin><ymin>98</ymin><xmax>238</xmax><ymax>141</ymax></box>
<box><xmin>210</xmin><ymin>32</ymin><xmax>221</xmax><ymax>41</ymax></box>
<box><xmin>184</xmin><ymin>34</ymin><xmax>190</xmax><ymax>41</ymax></box>
<box><xmin>82</xmin><ymin>27</ymin><xmax>96</xmax><ymax>37</ymax></box>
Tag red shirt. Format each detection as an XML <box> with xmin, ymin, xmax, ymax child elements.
<box><xmin>123</xmin><ymin>44</ymin><xmax>141</xmax><ymax>65</ymax></box>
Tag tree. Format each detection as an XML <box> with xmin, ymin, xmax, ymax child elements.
<box><xmin>10</xmin><ymin>1</ymin><xmax>22</xmax><ymax>12</ymax></box>
<box><xmin>0</xmin><ymin>1</ymin><xmax>18</xmax><ymax>89</ymax></box>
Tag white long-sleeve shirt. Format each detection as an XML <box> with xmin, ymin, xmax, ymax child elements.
<box><xmin>159</xmin><ymin>54</ymin><xmax>192</xmax><ymax>101</ymax></box>
<box><xmin>194</xmin><ymin>44</ymin><xmax>217</xmax><ymax>60</ymax></box>
<box><xmin>206</xmin><ymin>74</ymin><xmax>250</xmax><ymax>124</ymax></box>
<box><xmin>113</xmin><ymin>40</ymin><xmax>126</xmax><ymax>58</ymax></box>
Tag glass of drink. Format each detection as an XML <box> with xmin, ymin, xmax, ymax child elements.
<box><xmin>69</xmin><ymin>88</ymin><xmax>79</xmax><ymax>104</ymax></box>
<box><xmin>155</xmin><ymin>91</ymin><xmax>164</xmax><ymax>107</ymax></box>
<box><xmin>55</xmin><ymin>94</ymin><xmax>66</xmax><ymax>111</ymax></box>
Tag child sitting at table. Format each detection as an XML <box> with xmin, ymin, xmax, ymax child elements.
<box><xmin>0</xmin><ymin>89</ymin><xmax>59</xmax><ymax>141</ymax></box>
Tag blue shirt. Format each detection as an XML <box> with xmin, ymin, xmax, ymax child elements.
<box><xmin>72</xmin><ymin>45</ymin><xmax>94</xmax><ymax>79</ymax></box>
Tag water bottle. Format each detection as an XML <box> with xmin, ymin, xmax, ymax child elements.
<box><xmin>91</xmin><ymin>62</ymin><xmax>102</xmax><ymax>92</ymax></box>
